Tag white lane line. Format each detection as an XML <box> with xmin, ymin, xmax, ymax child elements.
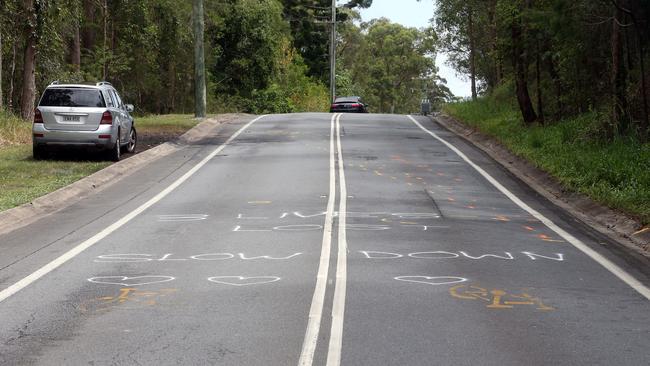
<box><xmin>407</xmin><ymin>115</ymin><xmax>650</xmax><ymax>300</ymax></box>
<box><xmin>298</xmin><ymin>113</ymin><xmax>339</xmax><ymax>366</ymax></box>
<box><xmin>0</xmin><ymin>115</ymin><xmax>267</xmax><ymax>304</ymax></box>
<box><xmin>326</xmin><ymin>113</ymin><xmax>348</xmax><ymax>366</ymax></box>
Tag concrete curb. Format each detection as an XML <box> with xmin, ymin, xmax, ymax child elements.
<box><xmin>431</xmin><ymin>113</ymin><xmax>649</xmax><ymax>257</ymax></box>
<box><xmin>0</xmin><ymin>114</ymin><xmax>245</xmax><ymax>236</ymax></box>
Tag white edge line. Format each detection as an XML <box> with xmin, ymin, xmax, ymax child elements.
<box><xmin>407</xmin><ymin>115</ymin><xmax>650</xmax><ymax>301</ymax></box>
<box><xmin>0</xmin><ymin>115</ymin><xmax>267</xmax><ymax>303</ymax></box>
<box><xmin>298</xmin><ymin>113</ymin><xmax>338</xmax><ymax>366</ymax></box>
<box><xmin>326</xmin><ymin>113</ymin><xmax>348</xmax><ymax>366</ymax></box>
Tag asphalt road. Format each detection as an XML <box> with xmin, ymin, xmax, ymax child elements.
<box><xmin>1</xmin><ymin>113</ymin><xmax>649</xmax><ymax>365</ymax></box>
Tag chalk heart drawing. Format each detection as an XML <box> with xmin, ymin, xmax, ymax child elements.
<box><xmin>394</xmin><ymin>276</ymin><xmax>468</xmax><ymax>286</ymax></box>
<box><xmin>208</xmin><ymin>276</ymin><xmax>281</xmax><ymax>286</ymax></box>
<box><xmin>87</xmin><ymin>276</ymin><xmax>176</xmax><ymax>287</ymax></box>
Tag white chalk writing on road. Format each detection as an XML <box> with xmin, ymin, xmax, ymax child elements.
<box><xmin>87</xmin><ymin>276</ymin><xmax>176</xmax><ymax>286</ymax></box>
<box><xmin>395</xmin><ymin>276</ymin><xmax>468</xmax><ymax>286</ymax></box>
<box><xmin>94</xmin><ymin>253</ymin><xmax>303</xmax><ymax>263</ymax></box>
<box><xmin>207</xmin><ymin>276</ymin><xmax>281</xmax><ymax>286</ymax></box>
<box><xmin>359</xmin><ymin>250</ymin><xmax>564</xmax><ymax>261</ymax></box>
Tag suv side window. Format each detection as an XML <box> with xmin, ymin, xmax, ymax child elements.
<box><xmin>103</xmin><ymin>90</ymin><xmax>115</xmax><ymax>108</ymax></box>
<box><xmin>110</xmin><ymin>89</ymin><xmax>123</xmax><ymax>109</ymax></box>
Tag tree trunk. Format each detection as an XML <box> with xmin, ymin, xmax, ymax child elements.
<box><xmin>536</xmin><ymin>40</ymin><xmax>544</xmax><ymax>124</ymax></box>
<box><xmin>546</xmin><ymin>52</ymin><xmax>563</xmax><ymax>120</ymax></box>
<box><xmin>637</xmin><ymin>35</ymin><xmax>649</xmax><ymax>140</ymax></box>
<box><xmin>169</xmin><ymin>63</ymin><xmax>176</xmax><ymax>113</ymax></box>
<box><xmin>468</xmin><ymin>7</ymin><xmax>477</xmax><ymax>101</ymax></box>
<box><xmin>611</xmin><ymin>2</ymin><xmax>628</xmax><ymax>136</ymax></box>
<box><xmin>1</xmin><ymin>32</ymin><xmax>4</xmax><ymax>111</ymax></box>
<box><xmin>623</xmin><ymin>14</ymin><xmax>633</xmax><ymax>71</ymax></box>
<box><xmin>9</xmin><ymin>42</ymin><xmax>16</xmax><ymax>111</ymax></box>
<box><xmin>82</xmin><ymin>0</ymin><xmax>96</xmax><ymax>51</ymax></box>
<box><xmin>102</xmin><ymin>0</ymin><xmax>108</xmax><ymax>79</ymax></box>
<box><xmin>21</xmin><ymin>0</ymin><xmax>37</xmax><ymax>122</ymax></box>
<box><xmin>487</xmin><ymin>0</ymin><xmax>500</xmax><ymax>88</ymax></box>
<box><xmin>611</xmin><ymin>0</ymin><xmax>649</xmax><ymax>140</ymax></box>
<box><xmin>511</xmin><ymin>11</ymin><xmax>537</xmax><ymax>124</ymax></box>
<box><xmin>72</xmin><ymin>20</ymin><xmax>81</xmax><ymax>72</ymax></box>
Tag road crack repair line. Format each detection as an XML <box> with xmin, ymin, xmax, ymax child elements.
<box><xmin>0</xmin><ymin>115</ymin><xmax>267</xmax><ymax>304</ymax></box>
<box><xmin>407</xmin><ymin>115</ymin><xmax>650</xmax><ymax>301</ymax></box>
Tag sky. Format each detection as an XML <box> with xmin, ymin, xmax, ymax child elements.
<box><xmin>356</xmin><ymin>0</ymin><xmax>471</xmax><ymax>97</ymax></box>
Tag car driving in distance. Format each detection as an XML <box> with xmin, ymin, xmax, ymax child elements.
<box><xmin>33</xmin><ymin>81</ymin><xmax>137</xmax><ymax>161</ymax></box>
<box><xmin>330</xmin><ymin>96</ymin><xmax>369</xmax><ymax>113</ymax></box>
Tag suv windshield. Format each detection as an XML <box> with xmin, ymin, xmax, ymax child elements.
<box><xmin>39</xmin><ymin>88</ymin><xmax>105</xmax><ymax>107</ymax></box>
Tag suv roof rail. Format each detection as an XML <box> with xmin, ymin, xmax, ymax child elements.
<box><xmin>50</xmin><ymin>80</ymin><xmax>60</xmax><ymax>85</ymax></box>
<box><xmin>96</xmin><ymin>81</ymin><xmax>112</xmax><ymax>87</ymax></box>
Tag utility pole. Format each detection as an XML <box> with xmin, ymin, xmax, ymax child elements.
<box><xmin>329</xmin><ymin>0</ymin><xmax>336</xmax><ymax>103</ymax></box>
<box><xmin>193</xmin><ymin>0</ymin><xmax>207</xmax><ymax>118</ymax></box>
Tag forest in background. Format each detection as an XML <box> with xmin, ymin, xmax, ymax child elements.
<box><xmin>434</xmin><ymin>0</ymin><xmax>650</xmax><ymax>141</ymax></box>
<box><xmin>434</xmin><ymin>0</ymin><xmax>649</xmax><ymax>223</ymax></box>
<box><xmin>0</xmin><ymin>0</ymin><xmax>448</xmax><ymax>120</ymax></box>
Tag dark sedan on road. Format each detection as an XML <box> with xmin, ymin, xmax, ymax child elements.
<box><xmin>330</xmin><ymin>96</ymin><xmax>369</xmax><ymax>113</ymax></box>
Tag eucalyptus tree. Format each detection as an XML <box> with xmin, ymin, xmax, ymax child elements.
<box><xmin>351</xmin><ymin>19</ymin><xmax>437</xmax><ymax>113</ymax></box>
<box><xmin>279</xmin><ymin>0</ymin><xmax>373</xmax><ymax>82</ymax></box>
<box><xmin>208</xmin><ymin>0</ymin><xmax>288</xmax><ymax>102</ymax></box>
<box><xmin>434</xmin><ymin>0</ymin><xmax>483</xmax><ymax>101</ymax></box>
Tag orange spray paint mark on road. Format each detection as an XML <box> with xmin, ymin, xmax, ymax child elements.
<box><xmin>537</xmin><ymin>234</ymin><xmax>565</xmax><ymax>243</ymax></box>
<box><xmin>80</xmin><ymin>288</ymin><xmax>178</xmax><ymax>313</ymax></box>
<box><xmin>450</xmin><ymin>285</ymin><xmax>554</xmax><ymax>311</ymax></box>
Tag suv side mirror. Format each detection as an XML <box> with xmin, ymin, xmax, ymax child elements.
<box><xmin>125</xmin><ymin>104</ymin><xmax>134</xmax><ymax>113</ymax></box>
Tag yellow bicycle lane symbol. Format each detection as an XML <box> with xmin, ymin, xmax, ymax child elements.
<box><xmin>449</xmin><ymin>284</ymin><xmax>554</xmax><ymax>311</ymax></box>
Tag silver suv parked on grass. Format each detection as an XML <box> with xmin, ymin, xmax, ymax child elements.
<box><xmin>33</xmin><ymin>81</ymin><xmax>137</xmax><ymax>161</ymax></box>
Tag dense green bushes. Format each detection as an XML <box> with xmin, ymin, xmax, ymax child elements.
<box><xmin>0</xmin><ymin>0</ymin><xmax>333</xmax><ymax>118</ymax></box>
<box><xmin>435</xmin><ymin>0</ymin><xmax>649</xmax><ymax>139</ymax></box>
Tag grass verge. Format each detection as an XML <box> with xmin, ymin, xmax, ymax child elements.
<box><xmin>444</xmin><ymin>99</ymin><xmax>650</xmax><ymax>225</ymax></box>
<box><xmin>0</xmin><ymin>112</ymin><xmax>199</xmax><ymax>211</ymax></box>
<box><xmin>136</xmin><ymin>114</ymin><xmax>199</xmax><ymax>135</ymax></box>
<box><xmin>0</xmin><ymin>145</ymin><xmax>110</xmax><ymax>211</ymax></box>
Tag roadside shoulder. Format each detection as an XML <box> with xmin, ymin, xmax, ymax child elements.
<box><xmin>432</xmin><ymin>113</ymin><xmax>649</xmax><ymax>257</ymax></box>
